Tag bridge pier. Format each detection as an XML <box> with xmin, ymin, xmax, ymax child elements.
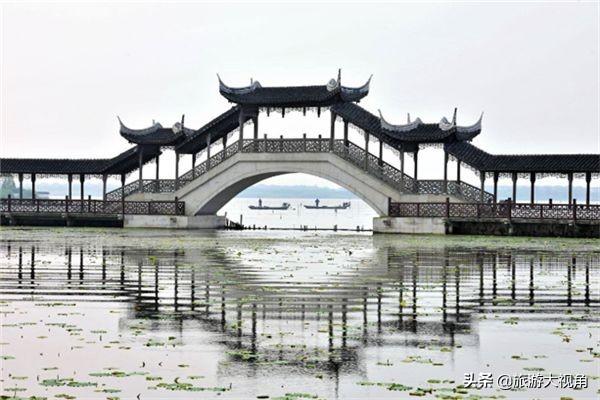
<box><xmin>123</xmin><ymin>214</ymin><xmax>226</xmax><ymax>229</ymax></box>
<box><xmin>373</xmin><ymin>216</ymin><xmax>599</xmax><ymax>238</ymax></box>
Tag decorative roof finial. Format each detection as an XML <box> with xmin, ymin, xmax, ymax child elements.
<box><xmin>407</xmin><ymin>113</ymin><xmax>411</xmax><ymax>123</ymax></box>
<box><xmin>452</xmin><ymin>108</ymin><xmax>457</xmax><ymax>125</ymax></box>
<box><xmin>338</xmin><ymin>68</ymin><xmax>341</xmax><ymax>85</ymax></box>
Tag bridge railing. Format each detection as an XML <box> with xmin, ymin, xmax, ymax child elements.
<box><xmin>415</xmin><ymin>180</ymin><xmax>495</xmax><ymax>203</ymax></box>
<box><xmin>105</xmin><ymin>137</ymin><xmax>493</xmax><ymax>203</ymax></box>
<box><xmin>1</xmin><ymin>197</ymin><xmax>185</xmax><ymax>216</ymax></box>
<box><xmin>105</xmin><ymin>179</ymin><xmax>178</xmax><ymax>201</ymax></box>
<box><xmin>331</xmin><ymin>140</ymin><xmax>415</xmax><ymax>192</ymax></box>
<box><xmin>388</xmin><ymin>200</ymin><xmax>600</xmax><ymax>221</ymax></box>
<box><xmin>179</xmin><ymin>140</ymin><xmax>242</xmax><ymax>185</ymax></box>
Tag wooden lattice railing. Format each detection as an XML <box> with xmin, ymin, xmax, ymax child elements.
<box><xmin>106</xmin><ymin>138</ymin><xmax>493</xmax><ymax>203</ymax></box>
<box><xmin>1</xmin><ymin>198</ymin><xmax>185</xmax><ymax>216</ymax></box>
<box><xmin>388</xmin><ymin>199</ymin><xmax>600</xmax><ymax>221</ymax></box>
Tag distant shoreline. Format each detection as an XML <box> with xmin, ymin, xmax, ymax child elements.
<box><xmin>1</xmin><ymin>179</ymin><xmax>597</xmax><ymax>202</ymax></box>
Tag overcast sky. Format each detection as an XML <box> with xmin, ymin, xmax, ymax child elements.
<box><xmin>0</xmin><ymin>1</ymin><xmax>598</xmax><ymax>187</ymax></box>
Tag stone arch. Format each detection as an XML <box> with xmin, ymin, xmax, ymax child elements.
<box><xmin>176</xmin><ymin>154</ymin><xmax>395</xmax><ymax>216</ymax></box>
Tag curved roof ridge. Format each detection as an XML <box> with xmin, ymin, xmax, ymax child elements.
<box><xmin>118</xmin><ymin>117</ymin><xmax>163</xmax><ymax>135</ymax></box>
<box><xmin>378</xmin><ymin>109</ymin><xmax>422</xmax><ymax>132</ymax></box>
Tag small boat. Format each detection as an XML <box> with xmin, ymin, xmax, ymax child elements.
<box><xmin>249</xmin><ymin>199</ymin><xmax>291</xmax><ymax>210</ymax></box>
<box><xmin>303</xmin><ymin>199</ymin><xmax>351</xmax><ymax>210</ymax></box>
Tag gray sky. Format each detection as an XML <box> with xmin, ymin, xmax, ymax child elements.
<box><xmin>1</xmin><ymin>1</ymin><xmax>598</xmax><ymax>187</ymax></box>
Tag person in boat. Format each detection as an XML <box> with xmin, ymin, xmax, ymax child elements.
<box><xmin>315</xmin><ymin>198</ymin><xmax>320</xmax><ymax>208</ymax></box>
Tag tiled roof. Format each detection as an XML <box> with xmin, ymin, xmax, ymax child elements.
<box><xmin>445</xmin><ymin>142</ymin><xmax>600</xmax><ymax>173</ymax></box>
<box><xmin>175</xmin><ymin>106</ymin><xmax>251</xmax><ymax>154</ymax></box>
<box><xmin>332</xmin><ymin>103</ymin><xmax>482</xmax><ymax>145</ymax></box>
<box><xmin>218</xmin><ymin>75</ymin><xmax>370</xmax><ymax>107</ymax></box>
<box><xmin>0</xmin><ymin>146</ymin><xmax>161</xmax><ymax>176</ymax></box>
<box><xmin>0</xmin><ymin>158</ymin><xmax>109</xmax><ymax>175</ymax></box>
<box><xmin>118</xmin><ymin>118</ymin><xmax>186</xmax><ymax>146</ymax></box>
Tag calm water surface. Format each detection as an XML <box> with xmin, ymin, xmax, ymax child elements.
<box><xmin>220</xmin><ymin>198</ymin><xmax>376</xmax><ymax>229</ymax></box>
<box><xmin>0</xmin><ymin>228</ymin><xmax>598</xmax><ymax>399</ymax></box>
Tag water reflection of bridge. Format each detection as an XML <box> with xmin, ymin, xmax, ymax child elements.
<box><xmin>1</xmin><ymin>242</ymin><xmax>597</xmax><ymax>376</ymax></box>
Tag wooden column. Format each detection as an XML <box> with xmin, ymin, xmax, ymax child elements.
<box><xmin>252</xmin><ymin>115</ymin><xmax>259</xmax><ymax>151</ymax></box>
<box><xmin>567</xmin><ymin>173</ymin><xmax>573</xmax><ymax>205</ymax></box>
<box><xmin>530</xmin><ymin>172</ymin><xmax>536</xmax><ymax>204</ymax></box>
<box><xmin>512</xmin><ymin>173</ymin><xmax>517</xmax><ymax>202</ymax></box>
<box><xmin>343</xmin><ymin>120</ymin><xmax>348</xmax><ymax>147</ymax></box>
<box><xmin>364</xmin><ymin>132</ymin><xmax>369</xmax><ymax>170</ymax></box>
<box><xmin>443</xmin><ymin>151</ymin><xmax>448</xmax><ymax>194</ymax></box>
<box><xmin>102</xmin><ymin>174</ymin><xmax>107</xmax><ymax>201</ymax></box>
<box><xmin>457</xmin><ymin>160</ymin><xmax>461</xmax><ymax>183</ymax></box>
<box><xmin>223</xmin><ymin>135</ymin><xmax>227</xmax><ymax>150</ymax></box>
<box><xmin>175</xmin><ymin>152</ymin><xmax>180</xmax><ymax>189</ymax></box>
<box><xmin>238</xmin><ymin>111</ymin><xmax>245</xmax><ymax>151</ymax></box>
<box><xmin>67</xmin><ymin>174</ymin><xmax>73</xmax><ymax>199</ymax></box>
<box><xmin>138</xmin><ymin>147</ymin><xmax>144</xmax><ymax>193</ymax></box>
<box><xmin>206</xmin><ymin>134</ymin><xmax>212</xmax><ymax>170</ymax></box>
<box><xmin>479</xmin><ymin>172</ymin><xmax>485</xmax><ymax>203</ymax></box>
<box><xmin>31</xmin><ymin>174</ymin><xmax>36</xmax><ymax>199</ymax></box>
<box><xmin>400</xmin><ymin>151</ymin><xmax>405</xmax><ymax>186</ymax></box>
<box><xmin>18</xmin><ymin>173</ymin><xmax>23</xmax><ymax>199</ymax></box>
<box><xmin>413</xmin><ymin>150</ymin><xmax>419</xmax><ymax>192</ymax></box>
<box><xmin>155</xmin><ymin>154</ymin><xmax>160</xmax><ymax>181</ymax></box>
<box><xmin>378</xmin><ymin>139</ymin><xmax>383</xmax><ymax>166</ymax></box>
<box><xmin>493</xmin><ymin>172</ymin><xmax>499</xmax><ymax>203</ymax></box>
<box><xmin>585</xmin><ymin>172</ymin><xmax>591</xmax><ymax>206</ymax></box>
<box><xmin>120</xmin><ymin>174</ymin><xmax>126</xmax><ymax>215</ymax></box>
<box><xmin>254</xmin><ymin>115</ymin><xmax>259</xmax><ymax>140</ymax></box>
<box><xmin>79</xmin><ymin>174</ymin><xmax>85</xmax><ymax>201</ymax></box>
<box><xmin>330</xmin><ymin>111</ymin><xmax>335</xmax><ymax>151</ymax></box>
<box><xmin>191</xmin><ymin>153</ymin><xmax>196</xmax><ymax>180</ymax></box>
<box><xmin>413</xmin><ymin>150</ymin><xmax>418</xmax><ymax>180</ymax></box>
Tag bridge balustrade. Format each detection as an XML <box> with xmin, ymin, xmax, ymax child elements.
<box><xmin>1</xmin><ymin>198</ymin><xmax>185</xmax><ymax>216</ymax></box>
<box><xmin>388</xmin><ymin>199</ymin><xmax>600</xmax><ymax>221</ymax></box>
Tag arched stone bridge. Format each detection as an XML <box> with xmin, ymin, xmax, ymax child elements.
<box><xmin>4</xmin><ymin>73</ymin><xmax>595</xmax><ymax>234</ymax></box>
<box><xmin>117</xmin><ymin>137</ymin><xmax>491</xmax><ymax>219</ymax></box>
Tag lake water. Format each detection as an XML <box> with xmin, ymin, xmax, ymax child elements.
<box><xmin>220</xmin><ymin>198</ymin><xmax>377</xmax><ymax>230</ymax></box>
<box><xmin>0</xmin><ymin>228</ymin><xmax>598</xmax><ymax>399</ymax></box>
